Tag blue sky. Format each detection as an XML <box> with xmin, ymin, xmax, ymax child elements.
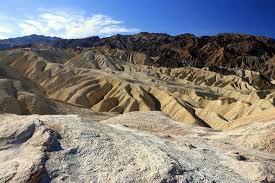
<box><xmin>0</xmin><ymin>0</ymin><xmax>274</xmax><ymax>39</ymax></box>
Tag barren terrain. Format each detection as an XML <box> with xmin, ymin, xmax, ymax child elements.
<box><xmin>0</xmin><ymin>33</ymin><xmax>274</xmax><ymax>182</ymax></box>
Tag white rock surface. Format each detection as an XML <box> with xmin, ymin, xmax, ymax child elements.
<box><xmin>0</xmin><ymin>116</ymin><xmax>55</xmax><ymax>183</ymax></box>
<box><xmin>0</xmin><ymin>112</ymin><xmax>274</xmax><ymax>183</ymax></box>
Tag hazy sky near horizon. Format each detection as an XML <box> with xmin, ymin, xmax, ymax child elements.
<box><xmin>0</xmin><ymin>0</ymin><xmax>274</xmax><ymax>39</ymax></box>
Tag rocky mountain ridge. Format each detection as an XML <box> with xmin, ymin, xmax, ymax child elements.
<box><xmin>1</xmin><ymin>33</ymin><xmax>275</xmax><ymax>79</ymax></box>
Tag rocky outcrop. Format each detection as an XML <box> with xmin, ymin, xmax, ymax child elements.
<box><xmin>0</xmin><ymin>116</ymin><xmax>56</xmax><ymax>183</ymax></box>
<box><xmin>0</xmin><ymin>112</ymin><xmax>274</xmax><ymax>183</ymax></box>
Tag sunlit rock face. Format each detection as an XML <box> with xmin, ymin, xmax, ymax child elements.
<box><xmin>0</xmin><ymin>113</ymin><xmax>274</xmax><ymax>183</ymax></box>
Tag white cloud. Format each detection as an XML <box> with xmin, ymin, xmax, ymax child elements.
<box><xmin>0</xmin><ymin>27</ymin><xmax>12</xmax><ymax>39</ymax></box>
<box><xmin>0</xmin><ymin>27</ymin><xmax>12</xmax><ymax>34</ymax></box>
<box><xmin>18</xmin><ymin>10</ymin><xmax>140</xmax><ymax>38</ymax></box>
<box><xmin>0</xmin><ymin>34</ymin><xmax>8</xmax><ymax>39</ymax></box>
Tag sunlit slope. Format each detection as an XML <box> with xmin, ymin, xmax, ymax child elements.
<box><xmin>0</xmin><ymin>47</ymin><xmax>274</xmax><ymax>130</ymax></box>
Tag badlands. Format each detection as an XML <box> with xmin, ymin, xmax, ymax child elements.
<box><xmin>0</xmin><ymin>33</ymin><xmax>274</xmax><ymax>182</ymax></box>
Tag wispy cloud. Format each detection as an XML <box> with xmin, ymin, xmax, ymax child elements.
<box><xmin>0</xmin><ymin>26</ymin><xmax>12</xmax><ymax>39</ymax></box>
<box><xmin>0</xmin><ymin>9</ymin><xmax>140</xmax><ymax>39</ymax></box>
<box><xmin>17</xmin><ymin>9</ymin><xmax>139</xmax><ymax>38</ymax></box>
<box><xmin>0</xmin><ymin>27</ymin><xmax>12</xmax><ymax>34</ymax></box>
<box><xmin>0</xmin><ymin>34</ymin><xmax>8</xmax><ymax>40</ymax></box>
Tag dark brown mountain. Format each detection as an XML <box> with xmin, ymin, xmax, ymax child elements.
<box><xmin>2</xmin><ymin>32</ymin><xmax>275</xmax><ymax>79</ymax></box>
<box><xmin>94</xmin><ymin>33</ymin><xmax>275</xmax><ymax>79</ymax></box>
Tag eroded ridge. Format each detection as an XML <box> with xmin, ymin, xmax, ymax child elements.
<box><xmin>0</xmin><ymin>48</ymin><xmax>274</xmax><ymax>129</ymax></box>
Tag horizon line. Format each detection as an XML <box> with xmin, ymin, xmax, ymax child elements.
<box><xmin>1</xmin><ymin>31</ymin><xmax>275</xmax><ymax>40</ymax></box>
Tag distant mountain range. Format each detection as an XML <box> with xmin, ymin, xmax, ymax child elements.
<box><xmin>0</xmin><ymin>34</ymin><xmax>61</xmax><ymax>50</ymax></box>
<box><xmin>1</xmin><ymin>32</ymin><xmax>275</xmax><ymax>79</ymax></box>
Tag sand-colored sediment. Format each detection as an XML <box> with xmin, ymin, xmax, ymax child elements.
<box><xmin>0</xmin><ymin>47</ymin><xmax>274</xmax><ymax>130</ymax></box>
